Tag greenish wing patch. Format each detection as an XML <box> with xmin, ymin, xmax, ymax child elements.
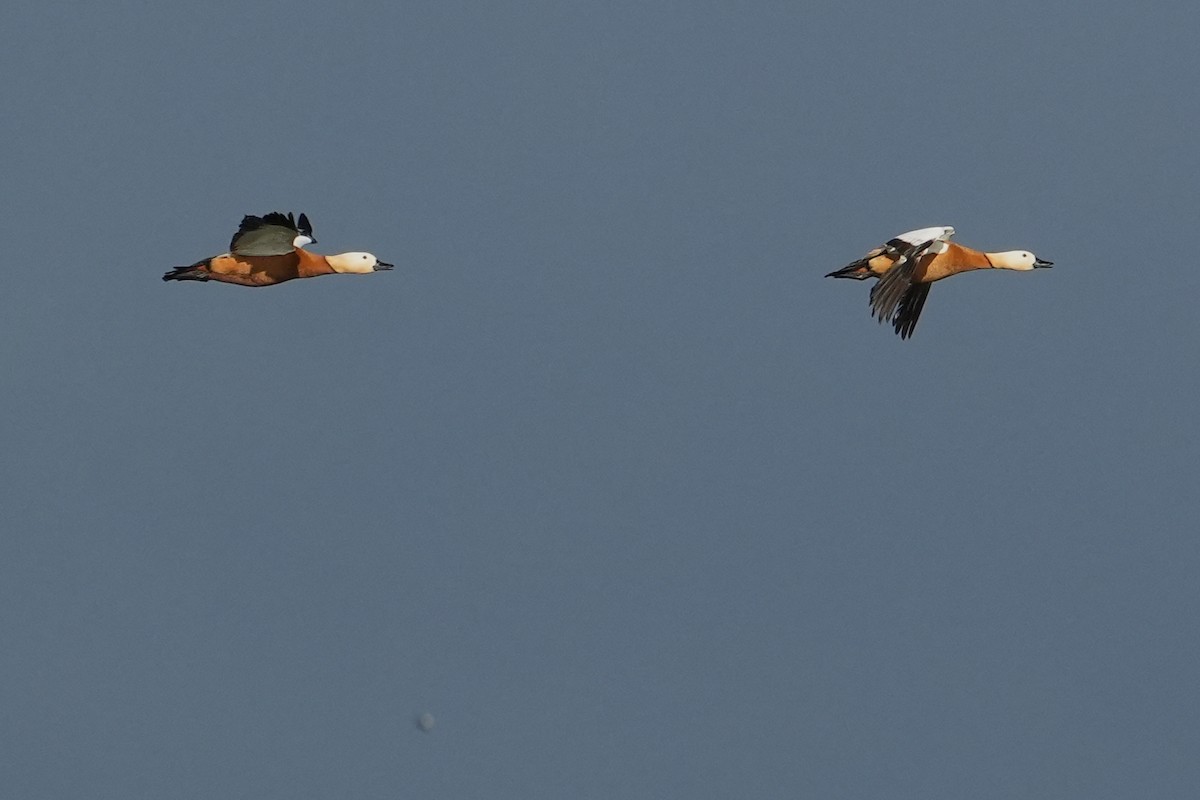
<box><xmin>229</xmin><ymin>212</ymin><xmax>300</xmax><ymax>256</ymax></box>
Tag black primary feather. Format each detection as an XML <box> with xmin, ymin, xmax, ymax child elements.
<box><xmin>868</xmin><ymin>238</ymin><xmax>930</xmax><ymax>327</ymax></box>
<box><xmin>892</xmin><ymin>282</ymin><xmax>931</xmax><ymax>339</ymax></box>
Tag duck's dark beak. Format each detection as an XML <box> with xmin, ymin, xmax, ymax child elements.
<box><xmin>374</xmin><ymin>260</ymin><xmax>394</xmax><ymax>271</ymax></box>
<box><xmin>1034</xmin><ymin>257</ymin><xmax>1053</xmax><ymax>268</ymax></box>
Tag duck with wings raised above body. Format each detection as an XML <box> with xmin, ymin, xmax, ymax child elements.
<box><xmin>162</xmin><ymin>212</ymin><xmax>393</xmax><ymax>287</ymax></box>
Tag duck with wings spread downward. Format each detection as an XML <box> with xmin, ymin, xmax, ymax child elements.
<box><xmin>826</xmin><ymin>226</ymin><xmax>1051</xmax><ymax>339</ymax></box>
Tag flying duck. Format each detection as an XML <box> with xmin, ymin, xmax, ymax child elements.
<box><xmin>162</xmin><ymin>212</ymin><xmax>393</xmax><ymax>287</ymax></box>
<box><xmin>826</xmin><ymin>227</ymin><xmax>1051</xmax><ymax>339</ymax></box>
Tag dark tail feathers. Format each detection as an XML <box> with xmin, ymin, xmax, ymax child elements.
<box><xmin>825</xmin><ymin>260</ymin><xmax>874</xmax><ymax>280</ymax></box>
<box><xmin>162</xmin><ymin>262</ymin><xmax>210</xmax><ymax>282</ymax></box>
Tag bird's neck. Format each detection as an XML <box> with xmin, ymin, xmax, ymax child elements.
<box><xmin>295</xmin><ymin>249</ymin><xmax>335</xmax><ymax>278</ymax></box>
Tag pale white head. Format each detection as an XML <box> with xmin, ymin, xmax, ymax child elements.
<box><xmin>326</xmin><ymin>252</ymin><xmax>395</xmax><ymax>274</ymax></box>
<box><xmin>988</xmin><ymin>250</ymin><xmax>1054</xmax><ymax>272</ymax></box>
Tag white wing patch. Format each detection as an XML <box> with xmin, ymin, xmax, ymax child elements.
<box><xmin>895</xmin><ymin>226</ymin><xmax>955</xmax><ymax>246</ymax></box>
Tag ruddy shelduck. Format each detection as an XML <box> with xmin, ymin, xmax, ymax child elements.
<box><xmin>163</xmin><ymin>212</ymin><xmax>393</xmax><ymax>287</ymax></box>
<box><xmin>826</xmin><ymin>226</ymin><xmax>1051</xmax><ymax>339</ymax></box>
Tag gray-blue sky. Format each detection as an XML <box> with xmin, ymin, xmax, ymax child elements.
<box><xmin>3</xmin><ymin>1</ymin><xmax>1200</xmax><ymax>797</ymax></box>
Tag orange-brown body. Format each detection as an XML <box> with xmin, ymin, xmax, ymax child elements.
<box><xmin>910</xmin><ymin>242</ymin><xmax>996</xmax><ymax>283</ymax></box>
<box><xmin>836</xmin><ymin>242</ymin><xmax>998</xmax><ymax>282</ymax></box>
<box><xmin>184</xmin><ymin>249</ymin><xmax>336</xmax><ymax>287</ymax></box>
